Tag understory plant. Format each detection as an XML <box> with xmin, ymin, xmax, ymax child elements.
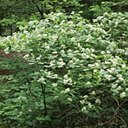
<box><xmin>0</xmin><ymin>12</ymin><xmax>128</xmax><ymax>128</ymax></box>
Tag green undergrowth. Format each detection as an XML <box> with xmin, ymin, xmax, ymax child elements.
<box><xmin>0</xmin><ymin>12</ymin><xmax>128</xmax><ymax>128</ymax></box>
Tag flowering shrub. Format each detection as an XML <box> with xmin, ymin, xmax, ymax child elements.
<box><xmin>0</xmin><ymin>12</ymin><xmax>128</xmax><ymax>128</ymax></box>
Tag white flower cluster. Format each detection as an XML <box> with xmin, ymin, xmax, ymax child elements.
<box><xmin>37</xmin><ymin>77</ymin><xmax>45</xmax><ymax>84</ymax></box>
<box><xmin>63</xmin><ymin>74</ymin><xmax>72</xmax><ymax>85</ymax></box>
<box><xmin>61</xmin><ymin>88</ymin><xmax>70</xmax><ymax>94</ymax></box>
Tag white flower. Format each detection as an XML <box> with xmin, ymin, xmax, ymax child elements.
<box><xmin>54</xmin><ymin>74</ymin><xmax>58</xmax><ymax>78</ymax></box>
<box><xmin>86</xmin><ymin>48</ymin><xmax>91</xmax><ymax>53</ymax></box>
<box><xmin>111</xmin><ymin>58</ymin><xmax>118</xmax><ymax>66</ymax></box>
<box><xmin>88</xmin><ymin>64</ymin><xmax>93</xmax><ymax>67</ymax></box>
<box><xmin>61</xmin><ymin>44</ymin><xmax>65</xmax><ymax>48</ymax></box>
<box><xmin>106</xmin><ymin>50</ymin><xmax>111</xmax><ymax>54</ymax></box>
<box><xmin>60</xmin><ymin>50</ymin><xmax>65</xmax><ymax>55</ymax></box>
<box><xmin>120</xmin><ymin>92</ymin><xmax>126</xmax><ymax>98</ymax></box>
<box><xmin>28</xmin><ymin>109</ymin><xmax>32</xmax><ymax>112</ymax></box>
<box><xmin>50</xmin><ymin>60</ymin><xmax>55</xmax><ymax>67</ymax></box>
<box><xmin>67</xmin><ymin>98</ymin><xmax>72</xmax><ymax>102</ymax></box>
<box><xmin>122</xmin><ymin>64</ymin><xmax>126</xmax><ymax>68</ymax></box>
<box><xmin>88</xmin><ymin>102</ymin><xmax>93</xmax><ymax>108</ymax></box>
<box><xmin>105</xmin><ymin>75</ymin><xmax>112</xmax><ymax>80</ymax></box>
<box><xmin>91</xmin><ymin>53</ymin><xmax>96</xmax><ymax>58</ymax></box>
<box><xmin>57</xmin><ymin>61</ymin><xmax>65</xmax><ymax>68</ymax></box>
<box><xmin>36</xmin><ymin>55</ymin><xmax>42</xmax><ymax>60</ymax></box>
<box><xmin>52</xmin><ymin>51</ymin><xmax>57</xmax><ymax>54</ymax></box>
<box><xmin>101</xmin><ymin>51</ymin><xmax>105</xmax><ymax>54</ymax></box>
<box><xmin>107</xmin><ymin>68</ymin><xmax>116</xmax><ymax>74</ymax></box>
<box><xmin>117</xmin><ymin>74</ymin><xmax>124</xmax><ymax>81</ymax></box>
<box><xmin>116</xmin><ymin>86</ymin><xmax>122</xmax><ymax>91</ymax></box>
<box><xmin>63</xmin><ymin>75</ymin><xmax>72</xmax><ymax>85</ymax></box>
<box><xmin>93</xmin><ymin>69</ymin><xmax>98</xmax><ymax>73</ymax></box>
<box><xmin>52</xmin><ymin>35</ymin><xmax>58</xmax><ymax>42</ymax></box>
<box><xmin>86</xmin><ymin>34</ymin><xmax>92</xmax><ymax>42</ymax></box>
<box><xmin>86</xmin><ymin>55</ymin><xmax>90</xmax><ymax>59</ymax></box>
<box><xmin>71</xmin><ymin>37</ymin><xmax>76</xmax><ymax>42</ymax></box>
<box><xmin>111</xmin><ymin>84</ymin><xmax>117</xmax><ymax>88</ymax></box>
<box><xmin>80</xmin><ymin>100</ymin><xmax>85</xmax><ymax>104</ymax></box>
<box><xmin>118</xmin><ymin>77</ymin><xmax>124</xmax><ymax>81</ymax></box>
<box><xmin>86</xmin><ymin>81</ymin><xmax>91</xmax><ymax>86</ymax></box>
<box><xmin>95</xmin><ymin>62</ymin><xmax>100</xmax><ymax>67</ymax></box>
<box><xmin>83</xmin><ymin>95</ymin><xmax>88</xmax><ymax>100</ymax></box>
<box><xmin>57</xmin><ymin>58</ymin><xmax>65</xmax><ymax>68</ymax></box>
<box><xmin>90</xmin><ymin>91</ymin><xmax>96</xmax><ymax>95</ymax></box>
<box><xmin>37</xmin><ymin>34</ymin><xmax>42</xmax><ymax>39</ymax></box>
<box><xmin>54</xmin><ymin>96</ymin><xmax>59</xmax><ymax>99</ymax></box>
<box><xmin>95</xmin><ymin>99</ymin><xmax>101</xmax><ymax>104</ymax></box>
<box><xmin>42</xmin><ymin>34</ymin><xmax>47</xmax><ymax>37</ymax></box>
<box><xmin>37</xmin><ymin>77</ymin><xmax>45</xmax><ymax>83</ymax></box>
<box><xmin>81</xmin><ymin>106</ymin><xmax>88</xmax><ymax>113</ymax></box>
<box><xmin>45</xmin><ymin>45</ymin><xmax>50</xmax><ymax>49</ymax></box>
<box><xmin>52</xmin><ymin>83</ymin><xmax>57</xmax><ymax>87</ymax></box>
<box><xmin>104</xmin><ymin>61</ymin><xmax>111</xmax><ymax>65</ymax></box>
<box><xmin>61</xmin><ymin>29</ymin><xmax>66</xmax><ymax>33</ymax></box>
<box><xmin>28</xmin><ymin>21</ymin><xmax>34</xmax><ymax>26</ymax></box>
<box><xmin>65</xmin><ymin>88</ymin><xmax>70</xmax><ymax>93</ymax></box>
<box><xmin>23</xmin><ymin>54</ymin><xmax>29</xmax><ymax>59</ymax></box>
<box><xmin>91</xmin><ymin>48</ymin><xmax>95</xmax><ymax>52</ymax></box>
<box><xmin>18</xmin><ymin>96</ymin><xmax>27</xmax><ymax>100</ymax></box>
<box><xmin>82</xmin><ymin>106</ymin><xmax>87</xmax><ymax>111</ymax></box>
<box><xmin>56</xmin><ymin>12</ymin><xmax>62</xmax><ymax>16</ymax></box>
<box><xmin>60</xmin><ymin>88</ymin><xmax>70</xmax><ymax>94</ymax></box>
<box><xmin>86</xmin><ymin>82</ymin><xmax>92</xmax><ymax>87</ymax></box>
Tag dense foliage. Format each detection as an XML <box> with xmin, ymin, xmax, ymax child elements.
<box><xmin>0</xmin><ymin>0</ymin><xmax>128</xmax><ymax>128</ymax></box>
<box><xmin>0</xmin><ymin>12</ymin><xmax>128</xmax><ymax>128</ymax></box>
<box><xmin>0</xmin><ymin>0</ymin><xmax>128</xmax><ymax>36</ymax></box>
